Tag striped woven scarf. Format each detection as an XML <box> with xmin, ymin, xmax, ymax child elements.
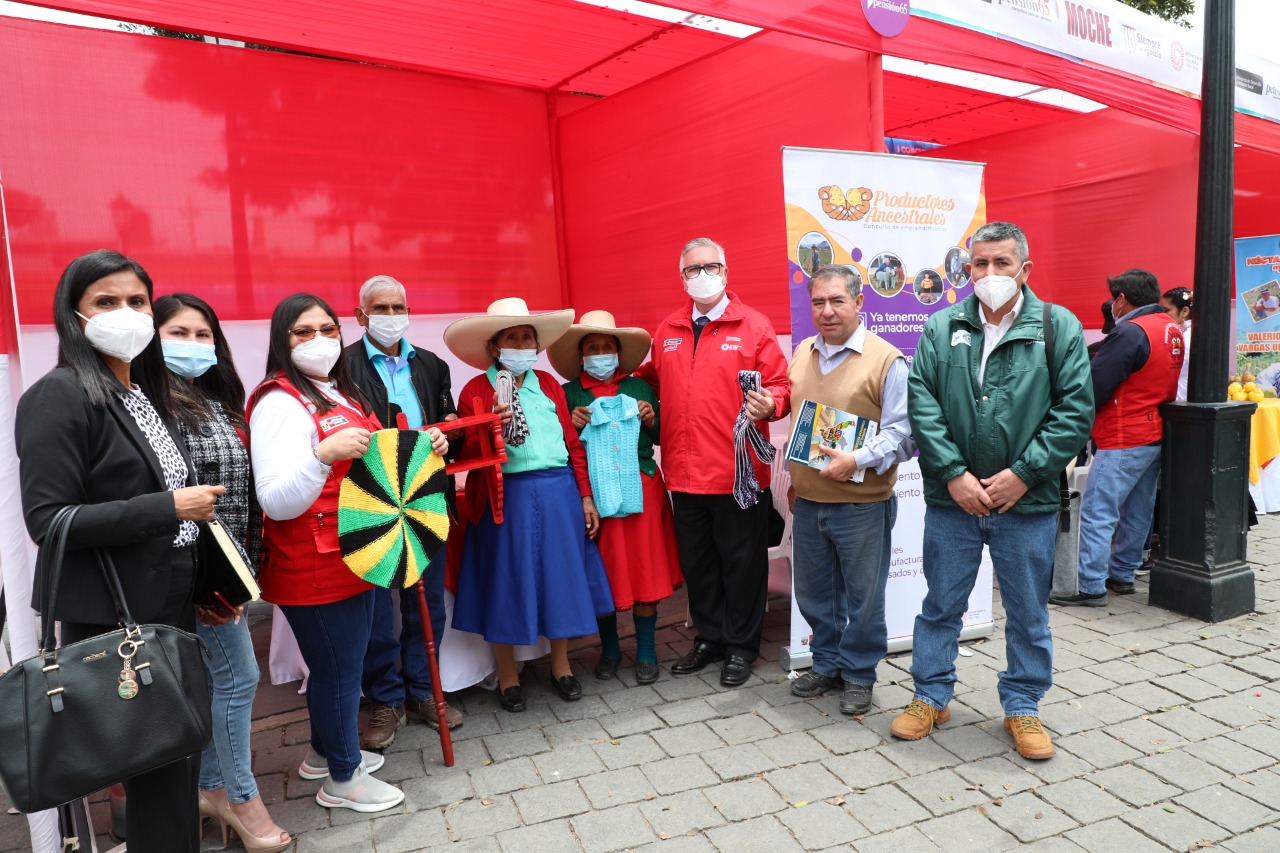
<box><xmin>732</xmin><ymin>370</ymin><xmax>776</xmax><ymax>509</ymax></box>
<box><xmin>494</xmin><ymin>369</ymin><xmax>529</xmax><ymax>448</ymax></box>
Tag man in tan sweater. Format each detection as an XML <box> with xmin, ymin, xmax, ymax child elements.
<box><xmin>787</xmin><ymin>265</ymin><xmax>915</xmax><ymax>714</ymax></box>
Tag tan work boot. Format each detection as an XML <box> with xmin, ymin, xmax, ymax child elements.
<box><xmin>360</xmin><ymin>703</ymin><xmax>406</xmax><ymax>750</ymax></box>
<box><xmin>890</xmin><ymin>699</ymin><xmax>951</xmax><ymax>740</ymax></box>
<box><xmin>408</xmin><ymin>699</ymin><xmax>466</xmax><ymax>731</ymax></box>
<box><xmin>1004</xmin><ymin>716</ymin><xmax>1054</xmax><ymax>759</ymax></box>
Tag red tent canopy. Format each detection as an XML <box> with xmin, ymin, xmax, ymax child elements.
<box><xmin>1</xmin><ymin>1</ymin><xmax>1278</xmax><ymax>342</ymax></box>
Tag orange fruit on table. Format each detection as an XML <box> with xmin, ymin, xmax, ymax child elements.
<box><xmin>1231</xmin><ymin>391</ymin><xmax>1249</xmax><ymax>401</ymax></box>
<box><xmin>1249</xmin><ymin>390</ymin><xmax>1265</xmax><ymax>403</ymax></box>
<box><xmin>1228</xmin><ymin>382</ymin><xmax>1244</xmax><ymax>395</ymax></box>
<box><xmin>1244</xmin><ymin>381</ymin><xmax>1258</xmax><ymax>392</ymax></box>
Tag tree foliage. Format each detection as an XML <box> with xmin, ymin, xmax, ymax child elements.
<box><xmin>1116</xmin><ymin>0</ymin><xmax>1194</xmax><ymax>26</ymax></box>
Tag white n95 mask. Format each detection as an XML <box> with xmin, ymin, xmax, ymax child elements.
<box><xmin>77</xmin><ymin>307</ymin><xmax>155</xmax><ymax>362</ymax></box>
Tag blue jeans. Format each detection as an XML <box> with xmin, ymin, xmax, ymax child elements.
<box><xmin>1076</xmin><ymin>445</ymin><xmax>1161</xmax><ymax>593</ymax></box>
<box><xmin>792</xmin><ymin>496</ymin><xmax>896</xmax><ymax>686</ymax></box>
<box><xmin>197</xmin><ymin>617</ymin><xmax>260</xmax><ymax>802</ymax></box>
<box><xmin>280</xmin><ymin>590</ymin><xmax>375</xmax><ymax>782</ymax></box>
<box><xmin>911</xmin><ymin>506</ymin><xmax>1056</xmax><ymax>717</ymax></box>
<box><xmin>362</xmin><ymin>549</ymin><xmax>446</xmax><ymax>706</ymax></box>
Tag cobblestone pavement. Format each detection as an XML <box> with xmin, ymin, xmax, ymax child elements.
<box><xmin>4</xmin><ymin>516</ymin><xmax>1280</xmax><ymax>852</ymax></box>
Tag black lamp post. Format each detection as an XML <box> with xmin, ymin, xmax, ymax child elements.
<box><xmin>1150</xmin><ymin>0</ymin><xmax>1255</xmax><ymax>621</ymax></box>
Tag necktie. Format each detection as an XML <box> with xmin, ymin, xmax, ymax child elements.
<box><xmin>693</xmin><ymin>315</ymin><xmax>709</xmax><ymax>349</ymax></box>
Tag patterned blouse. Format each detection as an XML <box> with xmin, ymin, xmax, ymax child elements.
<box><xmin>121</xmin><ymin>388</ymin><xmax>198</xmax><ymax>548</ymax></box>
<box><xmin>177</xmin><ymin>401</ymin><xmax>262</xmax><ymax>570</ymax></box>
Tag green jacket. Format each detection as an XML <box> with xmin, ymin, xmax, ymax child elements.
<box><xmin>907</xmin><ymin>286</ymin><xmax>1094</xmax><ymax>514</ymax></box>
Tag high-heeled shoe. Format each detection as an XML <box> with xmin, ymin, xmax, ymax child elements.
<box><xmin>217</xmin><ymin>798</ymin><xmax>292</xmax><ymax>853</ymax></box>
<box><xmin>198</xmin><ymin>791</ymin><xmax>221</xmax><ymax>822</ymax></box>
<box><xmin>198</xmin><ymin>791</ymin><xmax>226</xmax><ymax>846</ymax></box>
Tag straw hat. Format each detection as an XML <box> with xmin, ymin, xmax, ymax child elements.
<box><xmin>443</xmin><ymin>298</ymin><xmax>575</xmax><ymax>370</ymax></box>
<box><xmin>546</xmin><ymin>310</ymin><xmax>653</xmax><ymax>381</ymax></box>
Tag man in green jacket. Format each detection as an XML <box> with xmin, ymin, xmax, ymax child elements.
<box><xmin>891</xmin><ymin>222</ymin><xmax>1094</xmax><ymax>761</ymax></box>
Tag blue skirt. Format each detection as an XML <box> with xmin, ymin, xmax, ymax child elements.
<box><xmin>453</xmin><ymin>467</ymin><xmax>614</xmax><ymax>645</ymax></box>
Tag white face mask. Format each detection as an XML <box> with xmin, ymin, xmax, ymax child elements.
<box><xmin>77</xmin><ymin>307</ymin><xmax>155</xmax><ymax>363</ymax></box>
<box><xmin>291</xmin><ymin>335</ymin><xmax>342</xmax><ymax>377</ymax></box>
<box><xmin>498</xmin><ymin>348</ymin><xmax>538</xmax><ymax>375</ymax></box>
<box><xmin>583</xmin><ymin>353</ymin><xmax>619</xmax><ymax>381</ymax></box>
<box><xmin>685</xmin><ymin>271</ymin><xmax>725</xmax><ymax>302</ymax></box>
<box><xmin>973</xmin><ymin>268</ymin><xmax>1023</xmax><ymax>312</ymax></box>
<box><xmin>365</xmin><ymin>313</ymin><xmax>410</xmax><ymax>348</ymax></box>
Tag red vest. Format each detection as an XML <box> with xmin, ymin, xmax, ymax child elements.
<box><xmin>247</xmin><ymin>375</ymin><xmax>381</xmax><ymax>605</ymax></box>
<box><xmin>1092</xmin><ymin>313</ymin><xmax>1184</xmax><ymax>450</ymax></box>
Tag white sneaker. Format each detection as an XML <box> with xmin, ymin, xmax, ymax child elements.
<box><xmin>315</xmin><ymin>765</ymin><xmax>405</xmax><ymax>813</ymax></box>
<box><xmin>298</xmin><ymin>747</ymin><xmax>386</xmax><ymax>780</ymax></box>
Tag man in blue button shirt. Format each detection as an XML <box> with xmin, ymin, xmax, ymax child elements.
<box><xmin>345</xmin><ymin>275</ymin><xmax>465</xmax><ymax>748</ymax></box>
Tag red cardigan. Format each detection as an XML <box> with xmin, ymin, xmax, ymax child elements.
<box><xmin>455</xmin><ymin>369</ymin><xmax>592</xmax><ymax>524</ymax></box>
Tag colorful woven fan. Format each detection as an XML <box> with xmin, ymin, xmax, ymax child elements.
<box><xmin>339</xmin><ymin>429</ymin><xmax>450</xmax><ymax>589</ymax></box>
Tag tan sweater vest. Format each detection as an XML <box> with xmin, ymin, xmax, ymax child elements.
<box><xmin>787</xmin><ymin>331</ymin><xmax>903</xmax><ymax>503</ymax></box>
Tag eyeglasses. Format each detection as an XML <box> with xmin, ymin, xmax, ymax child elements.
<box><xmin>681</xmin><ymin>262</ymin><xmax>724</xmax><ymax>280</ymax></box>
<box><xmin>289</xmin><ymin>324</ymin><xmax>341</xmax><ymax>341</ymax></box>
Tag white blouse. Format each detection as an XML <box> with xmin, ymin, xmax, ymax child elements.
<box><xmin>250</xmin><ymin>380</ymin><xmax>358</xmax><ymax>521</ymax></box>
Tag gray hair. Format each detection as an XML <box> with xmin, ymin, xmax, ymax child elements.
<box><xmin>807</xmin><ymin>264</ymin><xmax>861</xmax><ymax>298</ymax></box>
<box><xmin>679</xmin><ymin>237</ymin><xmax>726</xmax><ymax>271</ymax></box>
<box><xmin>359</xmin><ymin>274</ymin><xmax>407</xmax><ymax>309</ymax></box>
<box><xmin>971</xmin><ymin>222</ymin><xmax>1030</xmax><ymax>264</ymax></box>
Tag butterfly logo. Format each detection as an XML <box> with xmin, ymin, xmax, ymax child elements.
<box><xmin>818</xmin><ymin>186</ymin><xmax>873</xmax><ymax>221</ymax></box>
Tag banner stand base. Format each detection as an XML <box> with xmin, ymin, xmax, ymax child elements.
<box><xmin>780</xmin><ymin>621</ymin><xmax>996</xmax><ymax>672</ymax></box>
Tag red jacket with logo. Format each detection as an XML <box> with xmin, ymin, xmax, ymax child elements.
<box><xmin>247</xmin><ymin>375</ymin><xmax>382</xmax><ymax>605</ymax></box>
<box><xmin>1091</xmin><ymin>308</ymin><xmax>1184</xmax><ymax>450</ymax></box>
<box><xmin>635</xmin><ymin>291</ymin><xmax>791</xmax><ymax>494</ymax></box>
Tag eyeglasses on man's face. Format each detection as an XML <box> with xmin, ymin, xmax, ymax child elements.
<box><xmin>681</xmin><ymin>262</ymin><xmax>724</xmax><ymax>280</ymax></box>
<box><xmin>290</xmin><ymin>324</ymin><xmax>341</xmax><ymax>341</ymax></box>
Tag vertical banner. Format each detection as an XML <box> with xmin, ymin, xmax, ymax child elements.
<box><xmin>1235</xmin><ymin>234</ymin><xmax>1280</xmax><ymax>390</ymax></box>
<box><xmin>781</xmin><ymin>146</ymin><xmax>993</xmax><ymax>663</ymax></box>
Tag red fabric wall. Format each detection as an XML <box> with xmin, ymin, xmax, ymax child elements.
<box><xmin>0</xmin><ymin>19</ymin><xmax>562</xmax><ymax>325</ymax></box>
<box><xmin>935</xmin><ymin>108</ymin><xmax>1280</xmax><ymax>327</ymax></box>
<box><xmin>930</xmin><ymin>109</ymin><xmax>1200</xmax><ymax>325</ymax></box>
<box><xmin>556</xmin><ymin>31</ymin><xmax>877</xmax><ymax>333</ymax></box>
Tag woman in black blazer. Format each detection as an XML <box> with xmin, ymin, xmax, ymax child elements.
<box><xmin>15</xmin><ymin>250</ymin><xmax>226</xmax><ymax>853</ymax></box>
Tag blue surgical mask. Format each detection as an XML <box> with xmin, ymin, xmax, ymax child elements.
<box><xmin>162</xmin><ymin>339</ymin><xmax>217</xmax><ymax>378</ymax></box>
<box><xmin>583</xmin><ymin>353</ymin><xmax>619</xmax><ymax>381</ymax></box>
<box><xmin>498</xmin><ymin>348</ymin><xmax>538</xmax><ymax>375</ymax></box>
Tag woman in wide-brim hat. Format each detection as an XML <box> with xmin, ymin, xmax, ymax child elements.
<box><xmin>445</xmin><ymin>298</ymin><xmax>614</xmax><ymax>713</ymax></box>
<box><xmin>548</xmin><ymin>311</ymin><xmax>683</xmax><ymax>686</ymax></box>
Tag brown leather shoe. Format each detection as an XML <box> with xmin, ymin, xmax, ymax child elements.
<box><xmin>889</xmin><ymin>699</ymin><xmax>951</xmax><ymax>740</ymax></box>
<box><xmin>360</xmin><ymin>703</ymin><xmax>406</xmax><ymax>750</ymax></box>
<box><xmin>1004</xmin><ymin>716</ymin><xmax>1054</xmax><ymax>760</ymax></box>
<box><xmin>407</xmin><ymin>699</ymin><xmax>465</xmax><ymax>731</ymax></box>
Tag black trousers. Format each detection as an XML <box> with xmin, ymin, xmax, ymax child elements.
<box><xmin>670</xmin><ymin>491</ymin><xmax>769</xmax><ymax>662</ymax></box>
<box><xmin>61</xmin><ymin>547</ymin><xmax>201</xmax><ymax>853</ymax></box>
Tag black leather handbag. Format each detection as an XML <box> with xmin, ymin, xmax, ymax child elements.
<box><xmin>0</xmin><ymin>505</ymin><xmax>212</xmax><ymax>813</ymax></box>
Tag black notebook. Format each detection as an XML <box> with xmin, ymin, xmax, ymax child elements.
<box><xmin>195</xmin><ymin>517</ymin><xmax>261</xmax><ymax>611</ymax></box>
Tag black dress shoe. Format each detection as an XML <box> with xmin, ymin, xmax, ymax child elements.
<box><xmin>720</xmin><ymin>655</ymin><xmax>751</xmax><ymax>687</ymax></box>
<box><xmin>594</xmin><ymin>656</ymin><xmax>620</xmax><ymax>681</ymax></box>
<box><xmin>635</xmin><ymin>660</ymin><xmax>660</xmax><ymax>685</ymax></box>
<box><xmin>840</xmin><ymin>681</ymin><xmax>873</xmax><ymax>715</ymax></box>
<box><xmin>552</xmin><ymin>673</ymin><xmax>583</xmax><ymax>701</ymax></box>
<box><xmin>670</xmin><ymin>642</ymin><xmax>723</xmax><ymax>676</ymax></box>
<box><xmin>498</xmin><ymin>686</ymin><xmax>525</xmax><ymax>713</ymax></box>
<box><xmin>1105</xmin><ymin>578</ymin><xmax>1136</xmax><ymax>595</ymax></box>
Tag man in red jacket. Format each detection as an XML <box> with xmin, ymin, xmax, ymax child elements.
<box><xmin>1051</xmin><ymin>268</ymin><xmax>1183</xmax><ymax>607</ymax></box>
<box><xmin>635</xmin><ymin>238</ymin><xmax>790</xmax><ymax>686</ymax></box>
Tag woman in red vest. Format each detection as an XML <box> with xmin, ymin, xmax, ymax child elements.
<box><xmin>248</xmin><ymin>294</ymin><xmax>446</xmax><ymax>814</ymax></box>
